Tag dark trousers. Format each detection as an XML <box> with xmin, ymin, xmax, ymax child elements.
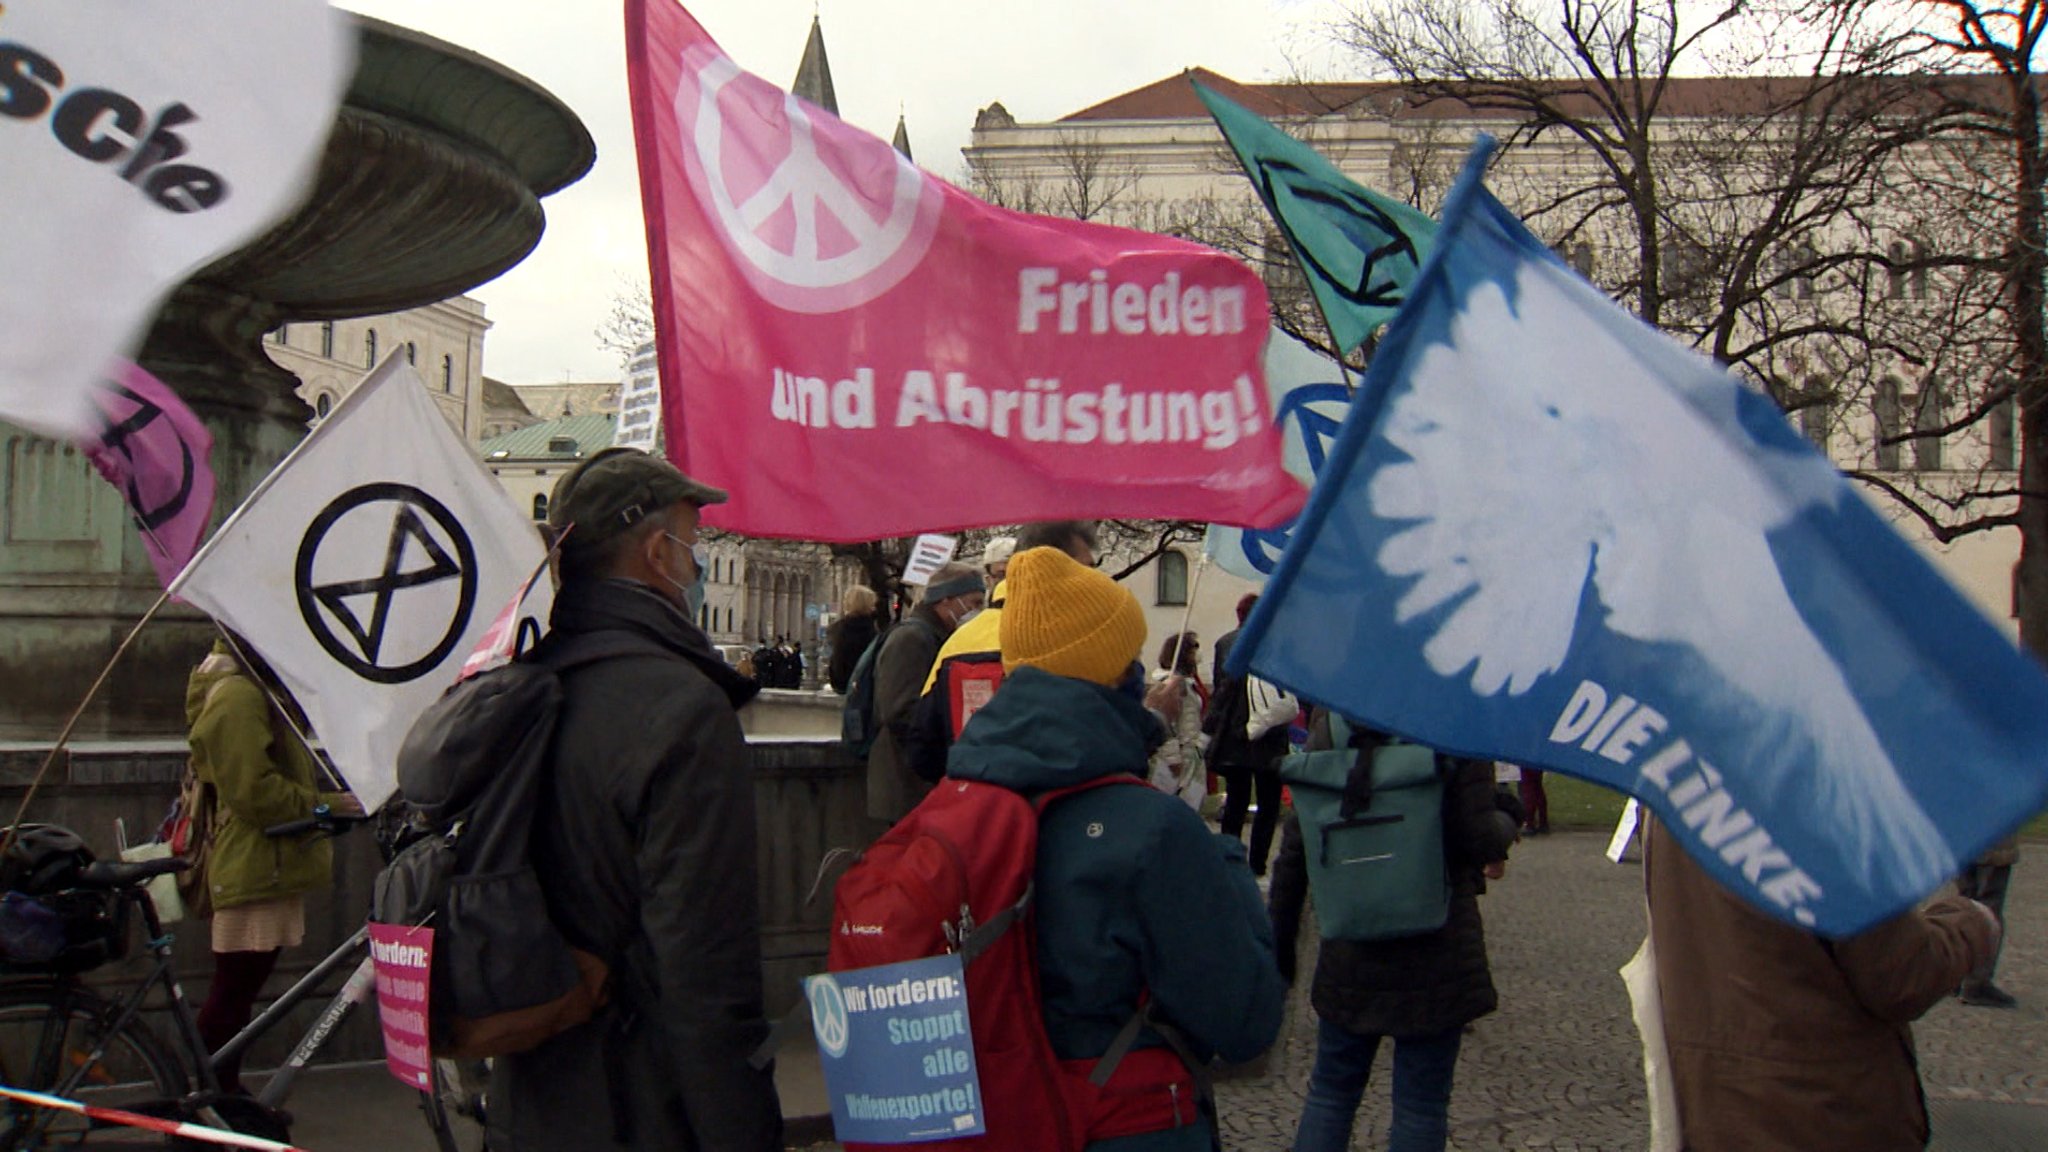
<box><xmin>1957</xmin><ymin>860</ymin><xmax>2012</xmax><ymax>990</ymax></box>
<box><xmin>1219</xmin><ymin>760</ymin><xmax>1283</xmax><ymax>875</ymax></box>
<box><xmin>1518</xmin><ymin>768</ymin><xmax>1550</xmax><ymax>832</ymax></box>
<box><xmin>198</xmin><ymin>948</ymin><xmax>282</xmax><ymax>1092</ymax></box>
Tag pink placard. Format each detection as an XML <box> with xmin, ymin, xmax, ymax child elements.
<box><xmin>626</xmin><ymin>1</ymin><xmax>1307</xmax><ymax>541</ymax></box>
<box><xmin>368</xmin><ymin>924</ymin><xmax>435</xmax><ymax>1090</ymax></box>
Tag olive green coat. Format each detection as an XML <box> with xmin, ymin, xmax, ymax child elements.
<box><xmin>184</xmin><ymin>646</ymin><xmax>339</xmax><ymax>911</ymax></box>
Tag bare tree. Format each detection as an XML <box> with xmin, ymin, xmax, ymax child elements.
<box><xmin>596</xmin><ymin>278</ymin><xmax>654</xmax><ymax>361</ymax></box>
<box><xmin>1338</xmin><ymin>0</ymin><xmax>2038</xmax><ymax>635</ymax></box>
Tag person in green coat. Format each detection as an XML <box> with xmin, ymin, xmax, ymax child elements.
<box><xmin>184</xmin><ymin>636</ymin><xmax>358</xmax><ymax>1091</ymax></box>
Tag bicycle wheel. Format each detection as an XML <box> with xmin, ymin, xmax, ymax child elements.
<box><xmin>0</xmin><ymin>982</ymin><xmax>187</xmax><ymax>1149</ymax></box>
<box><xmin>420</xmin><ymin>1058</ymin><xmax>489</xmax><ymax>1152</ymax></box>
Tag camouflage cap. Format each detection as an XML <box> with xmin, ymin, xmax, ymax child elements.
<box><xmin>547</xmin><ymin>447</ymin><xmax>727</xmax><ymax>548</ymax></box>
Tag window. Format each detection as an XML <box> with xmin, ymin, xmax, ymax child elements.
<box><xmin>267</xmin><ymin>326</ymin><xmax>288</xmax><ymax>346</ymax></box>
<box><xmin>1874</xmin><ymin>378</ymin><xmax>1904</xmax><ymax>470</ymax></box>
<box><xmin>1156</xmin><ymin>550</ymin><xmax>1189</xmax><ymax>606</ymax></box>
<box><xmin>320</xmin><ymin>321</ymin><xmax>335</xmax><ymax>358</ymax></box>
<box><xmin>1771</xmin><ymin>243</ymin><xmax>1818</xmax><ymax>300</ymax></box>
<box><xmin>1569</xmin><ymin>242</ymin><xmax>1595</xmax><ymax>279</ymax></box>
<box><xmin>532</xmin><ymin>494</ymin><xmax>549</xmax><ymax>521</ymax></box>
<box><xmin>406</xmin><ymin>342</ymin><xmax>418</xmax><ymax>366</ymax></box>
<box><xmin>1911</xmin><ymin>382</ymin><xmax>1944</xmax><ymax>472</ymax></box>
<box><xmin>364</xmin><ymin>330</ymin><xmax>378</xmax><ymax>369</ymax></box>
<box><xmin>1797</xmin><ymin>390</ymin><xmax>1829</xmax><ymax>452</ymax></box>
<box><xmin>442</xmin><ymin>354</ymin><xmax>454</xmax><ymax>392</ymax></box>
<box><xmin>1887</xmin><ymin>239</ymin><xmax>1929</xmax><ymax>300</ymax></box>
<box><xmin>1990</xmin><ymin>392</ymin><xmax>2018</xmax><ymax>471</ymax></box>
<box><xmin>1661</xmin><ymin>237</ymin><xmax>1712</xmax><ymax>299</ymax></box>
<box><xmin>315</xmin><ymin>393</ymin><xmax>333</xmax><ymax>419</ymax></box>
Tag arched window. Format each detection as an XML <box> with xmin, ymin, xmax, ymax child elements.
<box><xmin>1911</xmin><ymin>380</ymin><xmax>1943</xmax><ymax>472</ymax></box>
<box><xmin>1874</xmin><ymin>378</ymin><xmax>1904</xmax><ymax>470</ymax></box>
<box><xmin>315</xmin><ymin>393</ymin><xmax>333</xmax><ymax>419</ymax></box>
<box><xmin>1156</xmin><ymin>550</ymin><xmax>1189</xmax><ymax>606</ymax></box>
<box><xmin>1991</xmin><ymin>388</ymin><xmax>2018</xmax><ymax>471</ymax></box>
<box><xmin>1796</xmin><ymin>384</ymin><xmax>1828</xmax><ymax>452</ymax></box>
<box><xmin>320</xmin><ymin>321</ymin><xmax>335</xmax><ymax>358</ymax></box>
<box><xmin>364</xmin><ymin>330</ymin><xmax>378</xmax><ymax>369</ymax></box>
<box><xmin>532</xmin><ymin>493</ymin><xmax>548</xmax><ymax>521</ymax></box>
<box><xmin>406</xmin><ymin>342</ymin><xmax>418</xmax><ymax>366</ymax></box>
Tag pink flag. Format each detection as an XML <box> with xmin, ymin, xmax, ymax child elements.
<box><xmin>626</xmin><ymin>1</ymin><xmax>1306</xmax><ymax>541</ymax></box>
<box><xmin>457</xmin><ymin>550</ymin><xmax>555</xmax><ymax>682</ymax></box>
<box><xmin>82</xmin><ymin>362</ymin><xmax>217</xmax><ymax>589</ymax></box>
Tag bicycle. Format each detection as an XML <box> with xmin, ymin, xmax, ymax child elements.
<box><xmin>0</xmin><ymin>813</ymin><xmax>484</xmax><ymax>1151</ymax></box>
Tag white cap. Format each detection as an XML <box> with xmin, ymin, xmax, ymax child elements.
<box><xmin>981</xmin><ymin>536</ymin><xmax>1017</xmax><ymax>571</ymax></box>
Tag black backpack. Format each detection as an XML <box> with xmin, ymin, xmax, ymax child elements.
<box><xmin>839</xmin><ymin>617</ymin><xmax>935</xmax><ymax>760</ymax></box>
<box><xmin>373</xmin><ymin>638</ymin><xmax>654</xmax><ymax>1058</ymax></box>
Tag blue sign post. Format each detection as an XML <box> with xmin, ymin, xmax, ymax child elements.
<box><xmin>805</xmin><ymin>954</ymin><xmax>984</xmax><ymax>1144</ymax></box>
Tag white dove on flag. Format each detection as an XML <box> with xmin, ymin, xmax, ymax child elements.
<box><xmin>1367</xmin><ymin>263</ymin><xmax>1953</xmax><ymax>893</ymax></box>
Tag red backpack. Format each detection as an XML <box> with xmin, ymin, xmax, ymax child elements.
<box><xmin>828</xmin><ymin>776</ymin><xmax>1203</xmax><ymax>1152</ymax></box>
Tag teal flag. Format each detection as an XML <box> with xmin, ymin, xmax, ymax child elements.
<box><xmin>1195</xmin><ymin>81</ymin><xmax>1438</xmax><ymax>353</ymax></box>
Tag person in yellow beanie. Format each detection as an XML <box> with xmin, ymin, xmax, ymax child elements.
<box><xmin>946</xmin><ymin>546</ymin><xmax>1286</xmax><ymax>1151</ymax></box>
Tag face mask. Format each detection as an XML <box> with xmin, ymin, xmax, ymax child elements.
<box><xmin>659</xmin><ymin>532</ymin><xmax>705</xmax><ymax>614</ymax></box>
<box><xmin>954</xmin><ymin>606</ymin><xmax>984</xmax><ymax>627</ymax></box>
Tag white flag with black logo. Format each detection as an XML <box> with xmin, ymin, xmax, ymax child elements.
<box><xmin>172</xmin><ymin>359</ymin><xmax>551</xmax><ymax>809</ymax></box>
<box><xmin>0</xmin><ymin>0</ymin><xmax>352</xmax><ymax>438</ymax></box>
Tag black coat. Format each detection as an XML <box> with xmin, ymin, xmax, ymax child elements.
<box><xmin>826</xmin><ymin>612</ymin><xmax>878</xmax><ymax>693</ymax></box>
<box><xmin>493</xmin><ymin>578</ymin><xmax>779</xmax><ymax>1152</ymax></box>
<box><xmin>1267</xmin><ymin>723</ymin><xmax>1516</xmax><ymax>1039</ymax></box>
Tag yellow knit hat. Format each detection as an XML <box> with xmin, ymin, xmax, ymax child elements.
<box><xmin>1001</xmin><ymin>547</ymin><xmax>1147</xmax><ymax>687</ymax></box>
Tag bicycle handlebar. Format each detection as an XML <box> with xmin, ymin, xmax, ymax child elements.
<box><xmin>264</xmin><ymin>808</ymin><xmax>372</xmax><ymax>839</ymax></box>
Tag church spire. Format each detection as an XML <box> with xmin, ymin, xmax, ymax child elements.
<box><xmin>791</xmin><ymin>15</ymin><xmax>838</xmax><ymax>116</ymax></box>
<box><xmin>891</xmin><ymin>111</ymin><xmax>913</xmax><ymax>160</ymax></box>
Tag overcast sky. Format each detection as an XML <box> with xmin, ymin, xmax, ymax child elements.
<box><xmin>337</xmin><ymin>1</ymin><xmax>1344</xmax><ymax>386</ymax></box>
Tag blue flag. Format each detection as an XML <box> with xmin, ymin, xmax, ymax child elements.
<box><xmin>1205</xmin><ymin>331</ymin><xmax>1353</xmax><ymax>583</ymax></box>
<box><xmin>1231</xmin><ymin>139</ymin><xmax>2048</xmax><ymax>938</ymax></box>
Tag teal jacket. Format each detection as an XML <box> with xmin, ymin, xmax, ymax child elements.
<box><xmin>948</xmin><ymin>667</ymin><xmax>1285</xmax><ymax>1151</ymax></box>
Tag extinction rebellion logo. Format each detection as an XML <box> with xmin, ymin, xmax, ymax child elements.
<box><xmin>295</xmin><ymin>484</ymin><xmax>479</xmax><ymax>685</ymax></box>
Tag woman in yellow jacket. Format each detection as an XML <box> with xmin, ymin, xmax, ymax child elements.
<box><xmin>184</xmin><ymin>637</ymin><xmax>359</xmax><ymax>1092</ymax></box>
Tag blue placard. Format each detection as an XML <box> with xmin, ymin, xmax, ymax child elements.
<box><xmin>805</xmin><ymin>953</ymin><xmax>984</xmax><ymax>1144</ymax></box>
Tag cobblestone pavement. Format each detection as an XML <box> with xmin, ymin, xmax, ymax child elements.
<box><xmin>1215</xmin><ymin>830</ymin><xmax>2046</xmax><ymax>1151</ymax></box>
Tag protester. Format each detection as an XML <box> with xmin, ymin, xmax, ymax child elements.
<box><xmin>826</xmin><ymin>585</ymin><xmax>882</xmax><ymax>694</ymax></box>
<box><xmin>1206</xmin><ymin>593</ymin><xmax>1288</xmax><ymax>873</ymax></box>
<box><xmin>776</xmin><ymin>637</ymin><xmax>804</xmax><ymax>688</ymax></box>
<box><xmin>494</xmin><ymin>447</ymin><xmax>781</xmax><ymax>1151</ymax></box>
<box><xmin>1268</xmin><ymin>711</ymin><xmax>1517</xmax><ymax>1152</ymax></box>
<box><xmin>1230</xmin><ymin>673</ymin><xmax>1296</xmax><ymax>876</ymax></box>
<box><xmin>1644</xmin><ymin>816</ymin><xmax>2000</xmax><ymax>1151</ymax></box>
<box><xmin>186</xmin><ymin>634</ymin><xmax>362</xmax><ymax>1095</ymax></box>
<box><xmin>1955</xmin><ymin>836</ymin><xmax>2021</xmax><ymax>1008</ymax></box>
<box><xmin>947</xmin><ymin>546</ymin><xmax>1285</xmax><ymax>1148</ymax></box>
<box><xmin>902</xmin><ymin>521</ymin><xmax>1101</xmax><ymax>784</ymax></box>
<box><xmin>867</xmin><ymin>561</ymin><xmax>984</xmax><ymax>825</ymax></box>
<box><xmin>981</xmin><ymin>534</ymin><xmax>1017</xmax><ymax>589</ymax></box>
<box><xmin>1147</xmin><ymin>632</ymin><xmax>1208</xmax><ymax>810</ymax></box>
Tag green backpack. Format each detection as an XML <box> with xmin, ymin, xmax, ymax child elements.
<box><xmin>1278</xmin><ymin>715</ymin><xmax>1450</xmax><ymax>941</ymax></box>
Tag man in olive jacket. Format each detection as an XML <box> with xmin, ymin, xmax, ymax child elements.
<box><xmin>865</xmin><ymin>561</ymin><xmax>982</xmax><ymax>825</ymax></box>
<box><xmin>491</xmin><ymin>449</ymin><xmax>780</xmax><ymax>1152</ymax></box>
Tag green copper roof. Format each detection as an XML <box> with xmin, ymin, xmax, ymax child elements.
<box><xmin>479</xmin><ymin>413</ymin><xmax>618</xmax><ymax>461</ymax></box>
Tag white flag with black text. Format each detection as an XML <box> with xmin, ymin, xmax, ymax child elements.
<box><xmin>172</xmin><ymin>360</ymin><xmax>551</xmax><ymax>809</ymax></box>
<box><xmin>0</xmin><ymin>0</ymin><xmax>351</xmax><ymax>438</ymax></box>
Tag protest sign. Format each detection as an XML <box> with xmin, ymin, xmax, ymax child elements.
<box><xmin>900</xmin><ymin>534</ymin><xmax>960</xmax><ymax>587</ymax></box>
<box><xmin>614</xmin><ymin>341</ymin><xmax>663</xmax><ymax>451</ymax></box>
<box><xmin>805</xmin><ymin>954</ymin><xmax>984</xmax><ymax>1144</ymax></box>
<box><xmin>624</xmin><ymin>0</ymin><xmax>1304</xmax><ymax>541</ymax></box>
<box><xmin>172</xmin><ymin>359</ymin><xmax>551</xmax><ymax>809</ymax></box>
<box><xmin>368</xmin><ymin>924</ymin><xmax>435</xmax><ymax>1090</ymax></box>
<box><xmin>1233</xmin><ymin>140</ymin><xmax>2048</xmax><ymax>938</ymax></box>
<box><xmin>80</xmin><ymin>362</ymin><xmax>217</xmax><ymax>590</ymax></box>
<box><xmin>0</xmin><ymin>0</ymin><xmax>350</xmax><ymax>439</ymax></box>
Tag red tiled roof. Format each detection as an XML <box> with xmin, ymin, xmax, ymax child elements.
<box><xmin>1059</xmin><ymin>69</ymin><xmax>2014</xmax><ymax>124</ymax></box>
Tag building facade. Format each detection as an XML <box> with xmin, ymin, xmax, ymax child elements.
<box><xmin>965</xmin><ymin>70</ymin><xmax>2024</xmax><ymax>641</ymax></box>
<box><xmin>265</xmin><ymin>296</ymin><xmax>491</xmax><ymax>440</ymax></box>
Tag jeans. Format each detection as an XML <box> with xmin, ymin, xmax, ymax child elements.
<box><xmin>1293</xmin><ymin>1018</ymin><xmax>1462</xmax><ymax>1152</ymax></box>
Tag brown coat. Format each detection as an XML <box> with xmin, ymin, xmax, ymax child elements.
<box><xmin>1645</xmin><ymin>818</ymin><xmax>1994</xmax><ymax>1152</ymax></box>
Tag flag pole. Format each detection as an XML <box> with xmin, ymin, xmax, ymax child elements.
<box><xmin>1165</xmin><ymin>550</ymin><xmax>1211</xmax><ymax>679</ymax></box>
<box><xmin>2</xmin><ymin>586</ymin><xmax>176</xmax><ymax>856</ymax></box>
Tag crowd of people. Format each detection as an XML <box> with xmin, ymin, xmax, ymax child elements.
<box><xmin>171</xmin><ymin>448</ymin><xmax>2020</xmax><ymax>1152</ymax></box>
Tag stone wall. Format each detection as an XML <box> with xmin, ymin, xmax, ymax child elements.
<box><xmin>0</xmin><ymin>688</ymin><xmax>863</xmax><ymax>1067</ymax></box>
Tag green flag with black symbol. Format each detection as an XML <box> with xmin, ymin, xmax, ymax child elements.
<box><xmin>1195</xmin><ymin>80</ymin><xmax>1438</xmax><ymax>354</ymax></box>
